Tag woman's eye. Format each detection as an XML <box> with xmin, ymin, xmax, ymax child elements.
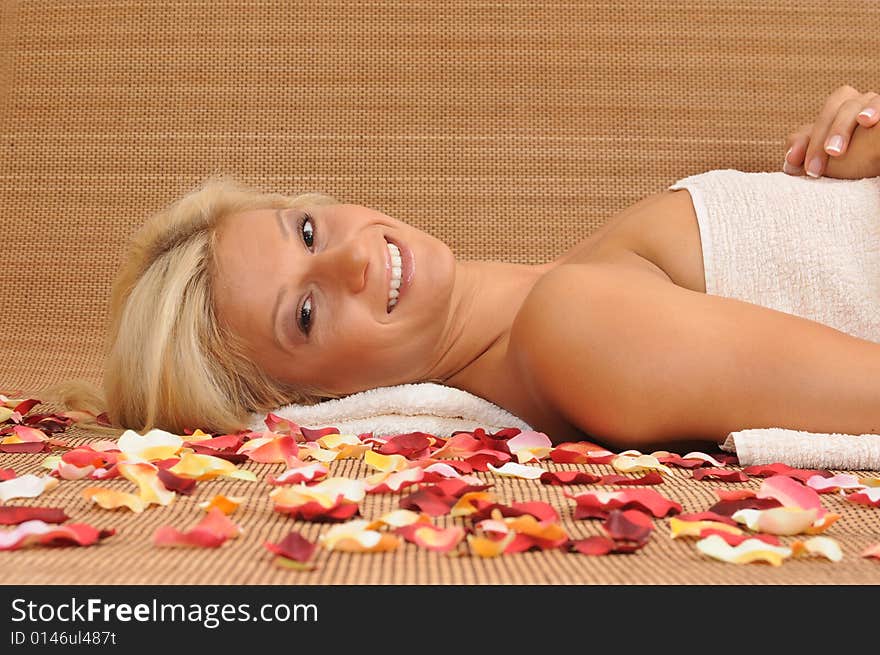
<box><xmin>300</xmin><ymin>213</ymin><xmax>315</xmax><ymax>249</ymax></box>
<box><xmin>299</xmin><ymin>295</ymin><xmax>313</xmax><ymax>335</ymax></box>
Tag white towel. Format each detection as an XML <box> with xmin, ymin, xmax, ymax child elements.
<box><xmin>248</xmin><ymin>382</ymin><xmax>533</xmax><ymax>438</ymax></box>
<box><xmin>670</xmin><ymin>169</ymin><xmax>880</xmax><ymax>470</ymax></box>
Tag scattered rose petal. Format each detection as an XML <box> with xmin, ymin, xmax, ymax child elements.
<box><xmin>157</xmin><ymin>469</ymin><xmax>197</xmax><ymax>495</ymax></box>
<box><xmin>676</xmin><ymin>511</ymin><xmax>739</xmax><ymax>526</ymax></box>
<box><xmin>82</xmin><ymin>487</ymin><xmax>149</xmax><ymax>512</ymax></box>
<box><xmin>319</xmin><ymin>520</ymin><xmax>400</xmax><ymax>552</ymax></box>
<box><xmin>611</xmin><ymin>454</ymin><xmax>673</xmax><ymax>476</ymax></box>
<box><xmin>363</xmin><ymin>450</ymin><xmax>409</xmax><ymax>473</ymax></box>
<box><xmin>365</xmin><ymin>467</ymin><xmax>425</xmax><ymax>493</ymax></box>
<box><xmin>604</xmin><ymin>509</ymin><xmax>653</xmax><ymax>543</ymax></box>
<box><xmin>714</xmin><ymin>489</ymin><xmax>756</xmax><ymax>501</ymax></box>
<box><xmin>198</xmin><ymin>495</ymin><xmax>243</xmax><ymax>515</ymax></box>
<box><xmin>539</xmin><ymin>470</ymin><xmax>600</xmax><ymax>485</ymax></box>
<box><xmin>503</xmin><ymin>515</ymin><xmax>569</xmax><ymax>552</ymax></box>
<box><xmin>486</xmin><ymin>462</ymin><xmax>544</xmax><ymax>479</ymax></box>
<box><xmin>669</xmin><ymin>517</ymin><xmax>743</xmax><ymax>539</ymax></box>
<box><xmin>806</xmin><ymin>474</ymin><xmax>866</xmax><ymax>494</ymax></box>
<box><xmin>847</xmin><ymin>487</ymin><xmax>880</xmax><ymax>508</ymax></box>
<box><xmin>118</xmin><ymin>428</ymin><xmax>184</xmax><ymax>460</ymax></box>
<box><xmin>236</xmin><ymin>434</ymin><xmax>298</xmax><ymax>466</ymax></box>
<box><xmin>168</xmin><ymin>452</ymin><xmax>257</xmax><ymax>481</ymax></box>
<box><xmin>430</xmin><ymin>478</ymin><xmax>492</xmax><ymax>498</ymax></box>
<box><xmin>709</xmin><ymin>497</ymin><xmax>782</xmax><ymax>517</ymax></box>
<box><xmin>693</xmin><ymin>468</ymin><xmax>749</xmax><ymax>482</ymax></box>
<box><xmin>153</xmin><ymin>507</ymin><xmax>241</xmax><ymax>548</ymax></box>
<box><xmin>396</xmin><ymin>523</ymin><xmax>465</xmax><ymax>553</ymax></box>
<box><xmin>567</xmin><ymin>489</ymin><xmax>682</xmax><ymax>519</ymax></box>
<box><xmin>399</xmin><ymin>486</ymin><xmax>457</xmax><ymax>517</ymax></box>
<box><xmin>465</xmin><ymin>451</ymin><xmax>512</xmax><ymax>472</ymax></box>
<box><xmin>450</xmin><ymin>491</ymin><xmax>496</xmax><ymax>518</ymax></box>
<box><xmin>791</xmin><ymin>536</ymin><xmax>843</xmax><ymax>562</ymax></box>
<box><xmin>596</xmin><ymin>472</ymin><xmax>665</xmax><ymax>486</ymax></box>
<box><xmin>732</xmin><ymin>507</ymin><xmax>838</xmax><ymax>535</ymax></box>
<box><xmin>117</xmin><ymin>461</ymin><xmax>175</xmax><ymax>506</ymax></box>
<box><xmin>570</xmin><ymin>536</ymin><xmax>616</xmax><ymax>556</ymax></box>
<box><xmin>377</xmin><ymin>433</ymin><xmax>433</xmax><ymax>459</ymax></box>
<box><xmin>467</xmin><ymin>532</ymin><xmax>515</xmax><ymax>557</ymax></box>
<box><xmin>506</xmin><ymin>431</ymin><xmax>553</xmax><ymax>463</ymax></box>
<box><xmin>757</xmin><ymin>475</ymin><xmax>825</xmax><ymax>517</ymax></box>
<box><xmin>267</xmin><ymin>462</ymin><xmax>329</xmax><ymax>486</ymax></box>
<box><xmin>0</xmin><ymin>468</ymin><xmax>15</xmax><ymax>481</ymax></box>
<box><xmin>264</xmin><ymin>531</ymin><xmax>317</xmax><ymax>563</ymax></box>
<box><xmin>0</xmin><ymin>506</ymin><xmax>69</xmax><ymax>525</ymax></box>
<box><xmin>366</xmin><ymin>509</ymin><xmax>432</xmax><ymax>530</ymax></box>
<box><xmin>0</xmin><ymin>520</ymin><xmax>115</xmax><ymax>550</ymax></box>
<box><xmin>700</xmin><ymin>530</ymin><xmax>781</xmax><ymax>547</ymax></box>
<box><xmin>743</xmin><ymin>463</ymin><xmax>832</xmax><ymax>484</ymax></box>
<box><xmin>550</xmin><ymin>442</ymin><xmax>615</xmax><ymax>465</ymax></box>
<box><xmin>510</xmin><ymin>501</ymin><xmax>559</xmax><ymax>523</ymax></box>
<box><xmin>696</xmin><ymin>533</ymin><xmax>791</xmax><ymax>566</ymax></box>
<box><xmin>0</xmin><ymin>474</ymin><xmax>59</xmax><ymax>503</ymax></box>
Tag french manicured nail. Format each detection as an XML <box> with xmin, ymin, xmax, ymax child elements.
<box><xmin>806</xmin><ymin>156</ymin><xmax>822</xmax><ymax>178</ymax></box>
<box><xmin>825</xmin><ymin>135</ymin><xmax>843</xmax><ymax>154</ymax></box>
<box><xmin>783</xmin><ymin>158</ymin><xmax>797</xmax><ymax>174</ymax></box>
<box><xmin>859</xmin><ymin>108</ymin><xmax>877</xmax><ymax>120</ymax></box>
<box><xmin>785</xmin><ymin>147</ymin><xmax>794</xmax><ymax>163</ymax></box>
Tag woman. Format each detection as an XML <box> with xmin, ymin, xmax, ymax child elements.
<box><xmin>50</xmin><ymin>85</ymin><xmax>880</xmax><ymax>451</ymax></box>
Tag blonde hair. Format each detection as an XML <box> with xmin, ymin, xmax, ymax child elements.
<box><xmin>43</xmin><ymin>173</ymin><xmax>344</xmax><ymax>436</ymax></box>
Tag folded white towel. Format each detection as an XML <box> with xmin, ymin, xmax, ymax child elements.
<box><xmin>722</xmin><ymin>428</ymin><xmax>880</xmax><ymax>470</ymax></box>
<box><xmin>248</xmin><ymin>382</ymin><xmax>533</xmax><ymax>437</ymax></box>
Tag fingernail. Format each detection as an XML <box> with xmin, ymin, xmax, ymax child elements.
<box><xmin>785</xmin><ymin>147</ymin><xmax>794</xmax><ymax>163</ymax></box>
<box><xmin>783</xmin><ymin>160</ymin><xmax>798</xmax><ymax>175</ymax></box>
<box><xmin>806</xmin><ymin>156</ymin><xmax>822</xmax><ymax>178</ymax></box>
<box><xmin>859</xmin><ymin>108</ymin><xmax>877</xmax><ymax>120</ymax></box>
<box><xmin>825</xmin><ymin>135</ymin><xmax>843</xmax><ymax>154</ymax></box>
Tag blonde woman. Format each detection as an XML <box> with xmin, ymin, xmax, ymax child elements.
<box><xmin>51</xmin><ymin>85</ymin><xmax>880</xmax><ymax>451</ymax></box>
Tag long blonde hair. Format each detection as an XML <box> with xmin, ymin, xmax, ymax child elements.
<box><xmin>43</xmin><ymin>173</ymin><xmax>343</xmax><ymax>436</ymax></box>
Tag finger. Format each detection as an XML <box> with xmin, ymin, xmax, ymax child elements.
<box><xmin>804</xmin><ymin>86</ymin><xmax>860</xmax><ymax>178</ymax></box>
<box><xmin>823</xmin><ymin>95</ymin><xmax>876</xmax><ymax>158</ymax></box>
<box><xmin>784</xmin><ymin>123</ymin><xmax>813</xmax><ymax>170</ymax></box>
<box><xmin>856</xmin><ymin>92</ymin><xmax>880</xmax><ymax>127</ymax></box>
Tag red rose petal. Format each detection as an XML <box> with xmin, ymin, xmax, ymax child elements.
<box><xmin>429</xmin><ymin>478</ymin><xmax>492</xmax><ymax>498</ymax></box>
<box><xmin>604</xmin><ymin>509</ymin><xmax>653</xmax><ymax>543</ymax></box>
<box><xmin>399</xmin><ymin>487</ymin><xmax>457</xmax><ymax>517</ymax></box>
<box><xmin>708</xmin><ymin>497</ymin><xmax>783</xmax><ymax>517</ymax></box>
<box><xmin>568</xmin><ymin>488</ymin><xmax>682</xmax><ymax>520</ymax></box>
<box><xmin>540</xmin><ymin>471</ymin><xmax>601</xmax><ymax>485</ymax></box>
<box><xmin>715</xmin><ymin>489</ymin><xmax>756</xmax><ymax>501</ymax></box>
<box><xmin>570</xmin><ymin>536</ymin><xmax>617</xmax><ymax>556</ymax></box>
<box><xmin>377</xmin><ymin>433</ymin><xmax>433</xmax><ymax>459</ymax></box>
<box><xmin>676</xmin><ymin>511</ymin><xmax>739</xmax><ymax>527</ymax></box>
<box><xmin>598</xmin><ymin>472</ymin><xmax>665</xmax><ymax>486</ymax></box>
<box><xmin>0</xmin><ymin>468</ymin><xmax>16</xmax><ymax>481</ymax></box>
<box><xmin>276</xmin><ymin>499</ymin><xmax>360</xmax><ymax>522</ymax></box>
<box><xmin>656</xmin><ymin>454</ymin><xmax>710</xmax><ymax>469</ymax></box>
<box><xmin>698</xmin><ymin>529</ymin><xmax>782</xmax><ymax>547</ymax></box>
<box><xmin>742</xmin><ymin>463</ymin><xmax>832</xmax><ymax>483</ymax></box>
<box><xmin>298</xmin><ymin>426</ymin><xmax>341</xmax><ymax>442</ymax></box>
<box><xmin>0</xmin><ymin>442</ymin><xmax>50</xmax><ymax>453</ymax></box>
<box><xmin>464</xmin><ymin>451</ymin><xmax>511</xmax><ymax>472</ymax></box>
<box><xmin>0</xmin><ymin>506</ymin><xmax>70</xmax><ymax>525</ymax></box>
<box><xmin>263</xmin><ymin>531</ymin><xmax>317</xmax><ymax>563</ymax></box>
<box><xmin>550</xmin><ymin>442</ymin><xmax>616</xmax><ymax>465</ymax></box>
<box><xmin>693</xmin><ymin>468</ymin><xmax>750</xmax><ymax>482</ymax></box>
<box><xmin>0</xmin><ymin>521</ymin><xmax>115</xmax><ymax>550</ymax></box>
<box><xmin>511</xmin><ymin>501</ymin><xmax>559</xmax><ymax>523</ymax></box>
<box><xmin>157</xmin><ymin>469</ymin><xmax>198</xmax><ymax>495</ymax></box>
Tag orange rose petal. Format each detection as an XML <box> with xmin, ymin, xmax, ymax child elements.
<box><xmin>117</xmin><ymin>461</ymin><xmax>175</xmax><ymax>506</ymax></box>
<box><xmin>397</xmin><ymin>524</ymin><xmax>465</xmax><ymax>553</ymax></box>
<box><xmin>82</xmin><ymin>487</ymin><xmax>149</xmax><ymax>513</ymax></box>
<box><xmin>198</xmin><ymin>494</ymin><xmax>243</xmax><ymax>515</ymax></box>
<box><xmin>467</xmin><ymin>531</ymin><xmax>515</xmax><ymax>558</ymax></box>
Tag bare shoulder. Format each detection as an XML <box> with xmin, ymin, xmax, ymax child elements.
<box><xmin>508</xmin><ymin>261</ymin><xmax>718</xmax><ymax>451</ymax></box>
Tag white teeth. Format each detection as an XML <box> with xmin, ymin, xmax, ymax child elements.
<box><xmin>386</xmin><ymin>242</ymin><xmax>403</xmax><ymax>311</ymax></box>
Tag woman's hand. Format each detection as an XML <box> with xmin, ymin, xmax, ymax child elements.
<box><xmin>782</xmin><ymin>84</ymin><xmax>880</xmax><ymax>179</ymax></box>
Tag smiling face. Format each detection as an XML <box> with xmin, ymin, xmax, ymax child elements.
<box><xmin>211</xmin><ymin>203</ymin><xmax>458</xmax><ymax>396</ymax></box>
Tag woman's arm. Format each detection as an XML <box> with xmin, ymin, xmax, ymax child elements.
<box><xmin>510</xmin><ymin>263</ymin><xmax>880</xmax><ymax>451</ymax></box>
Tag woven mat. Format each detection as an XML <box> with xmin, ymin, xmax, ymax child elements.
<box><xmin>2</xmin><ymin>1</ymin><xmax>879</xmax><ymax>584</ymax></box>
<box><xmin>2</xmin><ymin>411</ymin><xmax>879</xmax><ymax>585</ymax></box>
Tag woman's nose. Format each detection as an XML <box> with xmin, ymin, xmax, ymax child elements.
<box><xmin>313</xmin><ymin>237</ymin><xmax>371</xmax><ymax>294</ymax></box>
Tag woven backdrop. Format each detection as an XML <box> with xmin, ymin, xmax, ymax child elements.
<box><xmin>1</xmin><ymin>1</ymin><xmax>879</xmax><ymax>584</ymax></box>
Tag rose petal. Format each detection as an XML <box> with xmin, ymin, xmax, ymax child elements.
<box><xmin>670</xmin><ymin>517</ymin><xmax>743</xmax><ymax>539</ymax></box>
<box><xmin>399</xmin><ymin>487</ymin><xmax>457</xmax><ymax>517</ymax></box>
<box><xmin>0</xmin><ymin>474</ymin><xmax>59</xmax><ymax>503</ymax></box>
<box><xmin>319</xmin><ymin>520</ymin><xmax>400</xmax><ymax>552</ymax></box>
<box><xmin>696</xmin><ymin>534</ymin><xmax>791</xmax><ymax>565</ymax></box>
<box><xmin>570</xmin><ymin>535</ymin><xmax>616</xmax><ymax>556</ymax></box>
<box><xmin>156</xmin><ymin>469</ymin><xmax>197</xmax><ymax>495</ymax></box>
<box><xmin>264</xmin><ymin>531</ymin><xmax>317</xmax><ymax>563</ymax></box>
<box><xmin>366</xmin><ymin>509</ymin><xmax>432</xmax><ymax>530</ymax></box>
<box><xmin>714</xmin><ymin>489</ymin><xmax>757</xmax><ymax>501</ymax></box>
<box><xmin>743</xmin><ymin>463</ymin><xmax>832</xmax><ymax>484</ymax></box>
<box><xmin>604</xmin><ymin>509</ymin><xmax>653</xmax><ymax>543</ymax></box>
<box><xmin>732</xmin><ymin>507</ymin><xmax>837</xmax><ymax>535</ymax></box>
<box><xmin>198</xmin><ymin>494</ymin><xmax>243</xmax><ymax>515</ymax></box>
<box><xmin>117</xmin><ymin>461</ymin><xmax>175</xmax><ymax>506</ymax></box>
<box><xmin>567</xmin><ymin>488</ymin><xmax>682</xmax><ymax>519</ymax></box>
<box><xmin>0</xmin><ymin>468</ymin><xmax>15</xmax><ymax>481</ymax></box>
<box><xmin>0</xmin><ymin>520</ymin><xmax>115</xmax><ymax>550</ymax></box>
<box><xmin>0</xmin><ymin>506</ymin><xmax>69</xmax><ymax>525</ymax></box>
<box><xmin>268</xmin><ymin>462</ymin><xmax>329</xmax><ymax>485</ymax></box>
<box><xmin>365</xmin><ymin>467</ymin><xmax>425</xmax><ymax>493</ymax></box>
<box><xmin>847</xmin><ymin>487</ymin><xmax>880</xmax><ymax>507</ymax></box>
<box><xmin>396</xmin><ymin>524</ymin><xmax>465</xmax><ymax>553</ymax></box>
<box><xmin>83</xmin><ymin>487</ymin><xmax>149</xmax><ymax>512</ymax></box>
<box><xmin>236</xmin><ymin>434</ymin><xmax>299</xmax><ymax>466</ymax></box>
<box><xmin>611</xmin><ymin>454</ymin><xmax>673</xmax><ymax>476</ymax></box>
<box><xmin>597</xmin><ymin>472</ymin><xmax>666</xmax><ymax>486</ymax></box>
<box><xmin>377</xmin><ymin>433</ymin><xmax>433</xmax><ymax>459</ymax></box>
<box><xmin>693</xmin><ymin>468</ymin><xmax>750</xmax><ymax>482</ymax></box>
<box><xmin>861</xmin><ymin>543</ymin><xmax>880</xmax><ymax>560</ymax></box>
<box><xmin>118</xmin><ymin>428</ymin><xmax>184</xmax><ymax>460</ymax></box>
<box><xmin>363</xmin><ymin>450</ymin><xmax>409</xmax><ymax>473</ymax></box>
<box><xmin>791</xmin><ymin>536</ymin><xmax>843</xmax><ymax>562</ymax></box>
<box><xmin>806</xmin><ymin>474</ymin><xmax>866</xmax><ymax>494</ymax></box>
<box><xmin>153</xmin><ymin>507</ymin><xmax>241</xmax><ymax>548</ymax></box>
<box><xmin>540</xmin><ymin>471</ymin><xmax>601</xmax><ymax>486</ymax></box>
<box><xmin>676</xmin><ymin>511</ymin><xmax>739</xmax><ymax>527</ymax></box>
<box><xmin>757</xmin><ymin>475</ymin><xmax>825</xmax><ymax>517</ymax></box>
<box><xmin>708</xmin><ymin>497</ymin><xmax>782</xmax><ymax>517</ymax></box>
<box><xmin>467</xmin><ymin>532</ymin><xmax>515</xmax><ymax>557</ymax></box>
<box><xmin>549</xmin><ymin>442</ymin><xmax>615</xmax><ymax>465</ymax></box>
<box><xmin>486</xmin><ymin>462</ymin><xmax>545</xmax><ymax>479</ymax></box>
